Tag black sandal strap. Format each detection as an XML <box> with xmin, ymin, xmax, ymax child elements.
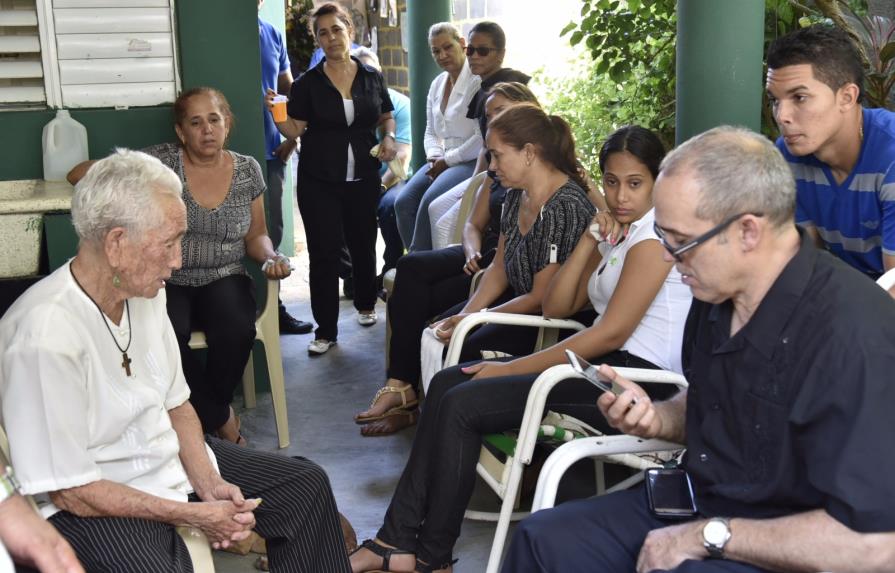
<box><xmin>350</xmin><ymin>539</ymin><xmax>414</xmax><ymax>571</ymax></box>
<box><xmin>415</xmin><ymin>557</ymin><xmax>458</xmax><ymax>572</ymax></box>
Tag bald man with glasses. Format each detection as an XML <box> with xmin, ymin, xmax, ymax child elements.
<box><xmin>502</xmin><ymin>126</ymin><xmax>895</xmax><ymax>573</ymax></box>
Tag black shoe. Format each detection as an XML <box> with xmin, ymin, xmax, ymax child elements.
<box><xmin>279</xmin><ymin>308</ymin><xmax>313</xmax><ymax>335</ymax></box>
<box><xmin>342</xmin><ymin>276</ymin><xmax>354</xmax><ymax>300</ymax></box>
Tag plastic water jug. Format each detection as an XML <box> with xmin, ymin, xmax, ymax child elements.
<box><xmin>42</xmin><ymin>110</ymin><xmax>88</xmax><ymax>182</ymax></box>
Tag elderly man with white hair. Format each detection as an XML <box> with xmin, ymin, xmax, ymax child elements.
<box><xmin>502</xmin><ymin>126</ymin><xmax>895</xmax><ymax>573</ymax></box>
<box><xmin>0</xmin><ymin>149</ymin><xmax>351</xmax><ymax>573</ymax></box>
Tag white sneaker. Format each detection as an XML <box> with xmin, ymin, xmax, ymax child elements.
<box><xmin>308</xmin><ymin>339</ymin><xmax>336</xmax><ymax>355</ymax></box>
<box><xmin>357</xmin><ymin>310</ymin><xmax>378</xmax><ymax>326</ymax></box>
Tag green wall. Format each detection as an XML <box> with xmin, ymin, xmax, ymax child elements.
<box><xmin>0</xmin><ymin>0</ymin><xmax>266</xmax><ymax>179</ymax></box>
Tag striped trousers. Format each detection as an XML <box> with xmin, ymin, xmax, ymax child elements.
<box><xmin>49</xmin><ymin>437</ymin><xmax>351</xmax><ymax>573</ymax></box>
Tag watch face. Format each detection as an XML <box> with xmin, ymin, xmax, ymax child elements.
<box><xmin>704</xmin><ymin>520</ymin><xmax>729</xmax><ymax>545</ymax></box>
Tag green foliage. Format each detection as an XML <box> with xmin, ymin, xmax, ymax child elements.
<box><xmin>556</xmin><ymin>0</ymin><xmax>888</xmax><ymax>149</ymax></box>
<box><xmin>285</xmin><ymin>0</ymin><xmax>316</xmax><ymax>74</ymax></box>
<box><xmin>553</xmin><ymin>0</ymin><xmax>677</xmax><ymax>165</ymax></box>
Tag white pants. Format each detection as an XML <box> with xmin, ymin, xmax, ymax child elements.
<box><xmin>428</xmin><ymin>175</ymin><xmax>472</xmax><ymax>250</ymax></box>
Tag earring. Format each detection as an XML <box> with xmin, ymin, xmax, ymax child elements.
<box><xmin>112</xmin><ymin>273</ymin><xmax>122</xmax><ymax>288</ymax></box>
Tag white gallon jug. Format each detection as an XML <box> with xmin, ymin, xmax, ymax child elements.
<box><xmin>42</xmin><ymin>109</ymin><xmax>88</xmax><ymax>182</ymax></box>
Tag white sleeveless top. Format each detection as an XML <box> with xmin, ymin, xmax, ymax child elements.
<box><xmin>343</xmin><ymin>98</ymin><xmax>356</xmax><ymax>181</ymax></box>
<box><xmin>587</xmin><ymin>208</ymin><xmax>692</xmax><ymax>373</ymax></box>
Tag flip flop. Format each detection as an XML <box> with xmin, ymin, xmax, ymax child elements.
<box><xmin>355</xmin><ymin>385</ymin><xmax>419</xmax><ymax>424</ymax></box>
<box><xmin>360</xmin><ymin>408</ymin><xmax>419</xmax><ymax>437</ymax></box>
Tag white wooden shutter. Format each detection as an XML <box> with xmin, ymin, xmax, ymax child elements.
<box><xmin>0</xmin><ymin>0</ymin><xmax>47</xmax><ymax>106</ymax></box>
<box><xmin>51</xmin><ymin>0</ymin><xmax>179</xmax><ymax>108</ymax></box>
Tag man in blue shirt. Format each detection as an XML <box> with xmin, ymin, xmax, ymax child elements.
<box><xmin>767</xmin><ymin>25</ymin><xmax>895</xmax><ymax>287</ymax></box>
<box><xmin>258</xmin><ymin>1</ymin><xmax>313</xmax><ymax>333</ymax></box>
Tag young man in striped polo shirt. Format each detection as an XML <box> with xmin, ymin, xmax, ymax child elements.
<box><xmin>766</xmin><ymin>24</ymin><xmax>895</xmax><ymax>287</ymax></box>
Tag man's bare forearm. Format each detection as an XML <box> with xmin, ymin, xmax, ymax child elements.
<box><xmin>50</xmin><ymin>480</ymin><xmax>192</xmax><ymax>525</ymax></box>
<box><xmin>653</xmin><ymin>390</ymin><xmax>687</xmax><ymax>443</ymax></box>
<box><xmin>724</xmin><ymin>510</ymin><xmax>895</xmax><ymax>573</ymax></box>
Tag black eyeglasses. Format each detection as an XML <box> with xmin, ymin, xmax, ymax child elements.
<box><xmin>465</xmin><ymin>46</ymin><xmax>500</xmax><ymax>57</ymax></box>
<box><xmin>653</xmin><ymin>212</ymin><xmax>764</xmax><ymax>262</ymax></box>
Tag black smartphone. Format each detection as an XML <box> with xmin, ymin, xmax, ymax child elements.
<box><xmin>645</xmin><ymin>467</ymin><xmax>697</xmax><ymax>518</ymax></box>
<box><xmin>565</xmin><ymin>349</ymin><xmax>636</xmax><ymax>405</ymax></box>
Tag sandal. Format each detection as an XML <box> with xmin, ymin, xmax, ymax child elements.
<box><xmin>217</xmin><ymin>407</ymin><xmax>248</xmax><ymax>446</ymax></box>
<box><xmin>348</xmin><ymin>538</ymin><xmax>415</xmax><ymax>572</ymax></box>
<box><xmin>414</xmin><ymin>557</ymin><xmax>457</xmax><ymax>573</ymax></box>
<box><xmin>355</xmin><ymin>385</ymin><xmax>419</xmax><ymax>424</ymax></box>
<box><xmin>360</xmin><ymin>408</ymin><xmax>419</xmax><ymax>437</ymax></box>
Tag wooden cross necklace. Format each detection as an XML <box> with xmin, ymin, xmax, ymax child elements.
<box><xmin>71</xmin><ymin>269</ymin><xmax>133</xmax><ymax>377</ymax></box>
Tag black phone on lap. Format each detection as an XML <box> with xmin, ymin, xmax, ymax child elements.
<box><xmin>645</xmin><ymin>467</ymin><xmax>698</xmax><ymax>519</ymax></box>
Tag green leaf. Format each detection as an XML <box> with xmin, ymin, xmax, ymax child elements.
<box><xmin>597</xmin><ymin>58</ymin><xmax>610</xmax><ymax>75</ymax></box>
<box><xmin>570</xmin><ymin>30</ymin><xmax>584</xmax><ymax>46</ymax></box>
<box><xmin>880</xmin><ymin>42</ymin><xmax>895</xmax><ymax>64</ymax></box>
<box><xmin>560</xmin><ymin>21</ymin><xmax>577</xmax><ymax>37</ymax></box>
<box><xmin>798</xmin><ymin>16</ymin><xmax>812</xmax><ymax>28</ymax></box>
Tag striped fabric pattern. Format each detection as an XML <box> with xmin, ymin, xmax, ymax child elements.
<box><xmin>500</xmin><ymin>181</ymin><xmax>595</xmax><ymax>295</ymax></box>
<box><xmin>49</xmin><ymin>438</ymin><xmax>351</xmax><ymax>573</ymax></box>
<box><xmin>778</xmin><ymin>107</ymin><xmax>895</xmax><ymax>276</ymax></box>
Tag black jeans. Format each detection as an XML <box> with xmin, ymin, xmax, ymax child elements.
<box><xmin>377</xmin><ymin>350</ymin><xmax>671</xmax><ymax>566</ymax></box>
<box><xmin>166</xmin><ymin>275</ymin><xmax>256</xmax><ymax>433</ymax></box>
<box><xmin>386</xmin><ymin>245</ymin><xmax>494</xmax><ymax>386</ymax></box>
<box><xmin>297</xmin><ymin>171</ymin><xmax>379</xmax><ymax>340</ymax></box>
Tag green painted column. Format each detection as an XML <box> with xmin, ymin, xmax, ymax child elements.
<box><xmin>407</xmin><ymin>0</ymin><xmax>450</xmax><ymax>170</ymax></box>
<box><xmin>676</xmin><ymin>0</ymin><xmax>764</xmax><ymax>144</ymax></box>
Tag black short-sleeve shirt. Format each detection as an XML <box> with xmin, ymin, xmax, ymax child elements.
<box><xmin>288</xmin><ymin>56</ymin><xmax>394</xmax><ymax>182</ymax></box>
<box><xmin>681</xmin><ymin>228</ymin><xmax>895</xmax><ymax>533</ymax></box>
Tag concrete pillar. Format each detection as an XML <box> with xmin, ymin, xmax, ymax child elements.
<box><xmin>675</xmin><ymin>0</ymin><xmax>765</xmax><ymax>144</ymax></box>
<box><xmin>407</xmin><ymin>0</ymin><xmax>450</xmax><ymax>170</ymax></box>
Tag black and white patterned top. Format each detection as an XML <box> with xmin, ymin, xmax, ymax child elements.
<box><xmin>143</xmin><ymin>143</ymin><xmax>265</xmax><ymax>287</ymax></box>
<box><xmin>500</xmin><ymin>180</ymin><xmax>595</xmax><ymax>295</ymax></box>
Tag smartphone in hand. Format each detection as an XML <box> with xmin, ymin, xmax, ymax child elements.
<box><xmin>565</xmin><ymin>349</ymin><xmax>637</xmax><ymax>405</ymax></box>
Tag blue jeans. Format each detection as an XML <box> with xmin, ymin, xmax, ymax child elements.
<box><xmin>377</xmin><ymin>181</ymin><xmax>406</xmax><ymax>273</ymax></box>
<box><xmin>394</xmin><ymin>160</ymin><xmax>475</xmax><ymax>252</ymax></box>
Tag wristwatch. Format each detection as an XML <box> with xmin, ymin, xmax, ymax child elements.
<box><xmin>0</xmin><ymin>465</ymin><xmax>22</xmax><ymax>503</ymax></box>
<box><xmin>383</xmin><ymin>131</ymin><xmax>396</xmax><ymax>140</ymax></box>
<box><xmin>703</xmin><ymin>517</ymin><xmax>731</xmax><ymax>558</ymax></box>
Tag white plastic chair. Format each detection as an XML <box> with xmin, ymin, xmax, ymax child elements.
<box><xmin>445</xmin><ymin>317</ymin><xmax>691</xmax><ymax>573</ymax></box>
<box><xmin>0</xmin><ymin>425</ymin><xmax>216</xmax><ymax>573</ymax></box>
<box><xmin>188</xmin><ymin>277</ymin><xmax>290</xmax><ymax>448</ymax></box>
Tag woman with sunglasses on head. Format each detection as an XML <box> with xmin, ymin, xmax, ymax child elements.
<box><xmin>349</xmin><ymin>126</ymin><xmax>690</xmax><ymax>573</ymax></box>
<box><xmin>392</xmin><ymin>22</ymin><xmax>482</xmax><ymax>253</ymax></box>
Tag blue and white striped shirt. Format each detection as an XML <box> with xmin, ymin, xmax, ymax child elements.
<box><xmin>778</xmin><ymin>107</ymin><xmax>895</xmax><ymax>277</ymax></box>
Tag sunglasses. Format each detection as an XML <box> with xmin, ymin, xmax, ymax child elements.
<box><xmin>465</xmin><ymin>45</ymin><xmax>500</xmax><ymax>57</ymax></box>
<box><xmin>653</xmin><ymin>212</ymin><xmax>764</xmax><ymax>262</ymax></box>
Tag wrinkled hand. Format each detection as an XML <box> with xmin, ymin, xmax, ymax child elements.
<box><xmin>595</xmin><ymin>364</ymin><xmax>659</xmax><ymax>438</ymax></box>
<box><xmin>0</xmin><ymin>495</ymin><xmax>84</xmax><ymax>573</ymax></box>
<box><xmin>427</xmin><ymin>158</ymin><xmax>449</xmax><ymax>181</ymax></box>
<box><xmin>636</xmin><ymin>521</ymin><xmax>707</xmax><ymax>573</ymax></box>
<box><xmin>378</xmin><ymin>136</ymin><xmax>398</xmax><ymax>162</ymax></box>
<box><xmin>190</xmin><ymin>498</ymin><xmax>260</xmax><ymax>550</ymax></box>
<box><xmin>196</xmin><ymin>478</ymin><xmax>245</xmax><ymax>505</ymax></box>
<box><xmin>431</xmin><ymin>313</ymin><xmax>468</xmax><ymax>341</ymax></box>
<box><xmin>461</xmin><ymin>360</ymin><xmax>513</xmax><ymax>380</ymax></box>
<box><xmin>590</xmin><ymin>211</ymin><xmax>628</xmax><ymax>246</ymax></box>
<box><xmin>274</xmin><ymin>139</ymin><xmax>297</xmax><ymax>162</ymax></box>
